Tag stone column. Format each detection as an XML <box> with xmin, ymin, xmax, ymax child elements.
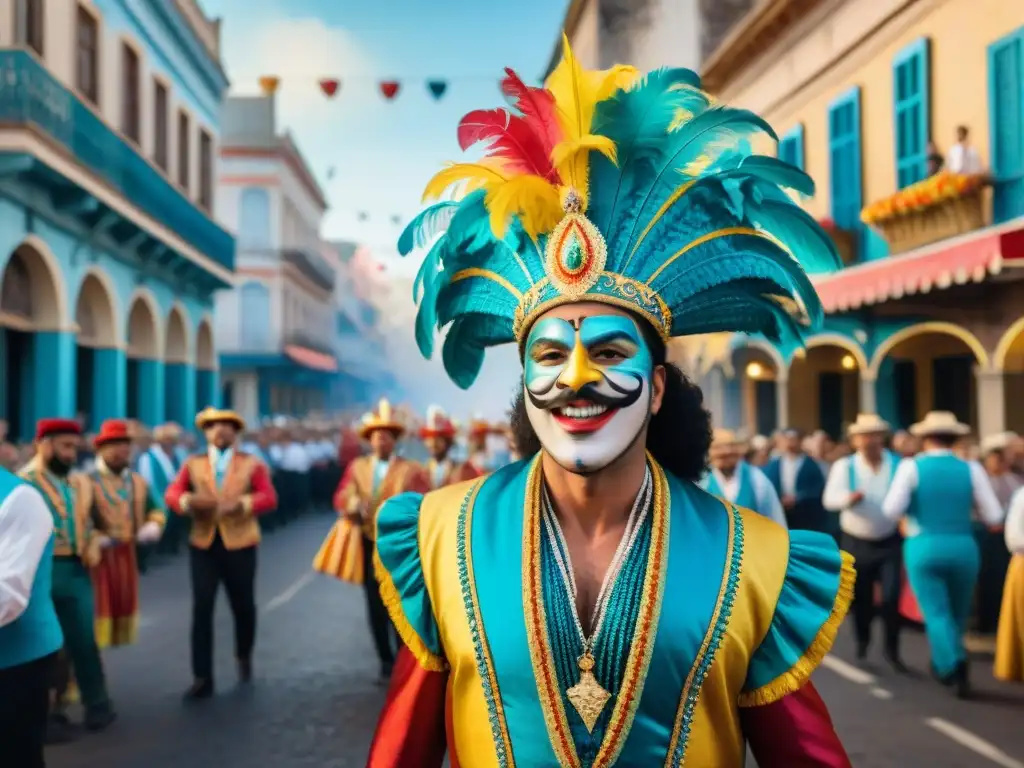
<box><xmin>164</xmin><ymin>362</ymin><xmax>197</xmax><ymax>427</ymax></box>
<box><xmin>775</xmin><ymin>374</ymin><xmax>789</xmax><ymax>430</ymax></box>
<box><xmin>92</xmin><ymin>348</ymin><xmax>127</xmax><ymax>423</ymax></box>
<box><xmin>874</xmin><ymin>358</ymin><xmax>898</xmax><ymax>427</ymax></box>
<box><xmin>975</xmin><ymin>369</ymin><xmax>1007</xmax><ymax>438</ymax></box>
<box><xmin>859</xmin><ymin>373</ymin><xmax>877</xmax><ymax>416</ymax></box>
<box><xmin>136</xmin><ymin>358</ymin><xmax>166</xmax><ymax>428</ymax></box>
<box><xmin>33</xmin><ymin>331</ymin><xmax>76</xmax><ymax>422</ymax></box>
<box><xmin>723</xmin><ymin>374</ymin><xmax>743</xmax><ymax>430</ymax></box>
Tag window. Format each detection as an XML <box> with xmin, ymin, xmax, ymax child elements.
<box><xmin>199</xmin><ymin>129</ymin><xmax>213</xmax><ymax>210</ymax></box>
<box><xmin>153</xmin><ymin>80</ymin><xmax>169</xmax><ymax>170</ymax></box>
<box><xmin>238</xmin><ymin>188</ymin><xmax>271</xmax><ymax>247</ymax></box>
<box><xmin>177</xmin><ymin>110</ymin><xmax>190</xmax><ymax>190</ymax></box>
<box><xmin>75</xmin><ymin>5</ymin><xmax>99</xmax><ymax>104</ymax></box>
<box><xmin>14</xmin><ymin>0</ymin><xmax>44</xmax><ymax>57</ymax></box>
<box><xmin>778</xmin><ymin>124</ymin><xmax>805</xmax><ymax>171</ymax></box>
<box><xmin>989</xmin><ymin>29</ymin><xmax>1024</xmax><ymax>223</ymax></box>
<box><xmin>121</xmin><ymin>43</ymin><xmax>141</xmax><ymax>144</ymax></box>
<box><xmin>828</xmin><ymin>88</ymin><xmax>862</xmax><ymax>239</ymax></box>
<box><xmin>894</xmin><ymin>38</ymin><xmax>931</xmax><ymax>188</ymax></box>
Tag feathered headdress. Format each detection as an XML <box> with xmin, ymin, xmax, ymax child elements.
<box><xmin>398</xmin><ymin>36</ymin><xmax>840</xmax><ymax>389</ymax></box>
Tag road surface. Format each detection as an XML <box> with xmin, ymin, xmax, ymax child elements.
<box><xmin>48</xmin><ymin>516</ymin><xmax>1024</xmax><ymax>767</ymax></box>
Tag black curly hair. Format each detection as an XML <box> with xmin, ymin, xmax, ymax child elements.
<box><xmin>508</xmin><ymin>315</ymin><xmax>713</xmax><ymax>482</ymax></box>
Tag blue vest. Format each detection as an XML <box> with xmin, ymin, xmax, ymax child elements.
<box><xmin>907</xmin><ymin>454</ymin><xmax>974</xmax><ymax>537</ymax></box>
<box><xmin>702</xmin><ymin>463</ymin><xmax>759</xmax><ymax>512</ymax></box>
<box><xmin>0</xmin><ymin>471</ymin><xmax>63</xmax><ymax>669</ymax></box>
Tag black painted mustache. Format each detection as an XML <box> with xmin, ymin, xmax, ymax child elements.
<box><xmin>526</xmin><ymin>370</ymin><xmax>645</xmax><ymax>411</ymax></box>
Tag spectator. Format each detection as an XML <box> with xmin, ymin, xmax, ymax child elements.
<box><xmin>926</xmin><ymin>140</ymin><xmax>944</xmax><ymax>176</ymax></box>
<box><xmin>946</xmin><ymin>125</ymin><xmax>983</xmax><ymax>175</ymax></box>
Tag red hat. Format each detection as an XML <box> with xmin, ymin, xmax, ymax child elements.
<box><xmin>419</xmin><ymin>405</ymin><xmax>456</xmax><ymax>440</ymax></box>
<box><xmin>93</xmin><ymin>419</ymin><xmax>132</xmax><ymax>448</ymax></box>
<box><xmin>35</xmin><ymin>418</ymin><xmax>82</xmax><ymax>441</ymax></box>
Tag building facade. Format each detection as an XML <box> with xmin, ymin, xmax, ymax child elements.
<box><xmin>0</xmin><ymin>0</ymin><xmax>232</xmax><ymax>440</ymax></box>
<box><xmin>700</xmin><ymin>0</ymin><xmax>1024</xmax><ymax>441</ymax></box>
<box><xmin>215</xmin><ymin>94</ymin><xmax>339</xmax><ymax>426</ymax></box>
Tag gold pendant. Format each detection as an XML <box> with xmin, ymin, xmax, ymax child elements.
<box><xmin>566</xmin><ymin>650</ymin><xmax>612</xmax><ymax>733</ymax></box>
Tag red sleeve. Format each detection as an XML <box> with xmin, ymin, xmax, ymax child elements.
<box><xmin>741</xmin><ymin>682</ymin><xmax>852</xmax><ymax>768</ymax></box>
<box><xmin>367</xmin><ymin>647</ymin><xmax>449</xmax><ymax>768</ymax></box>
<box><xmin>405</xmin><ymin>466</ymin><xmax>431</xmax><ymax>495</ymax></box>
<box><xmin>245</xmin><ymin>463</ymin><xmax>277</xmax><ymax>516</ymax></box>
<box><xmin>164</xmin><ymin>464</ymin><xmax>193</xmax><ymax>516</ymax></box>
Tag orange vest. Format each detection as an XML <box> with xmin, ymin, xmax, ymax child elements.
<box><xmin>186</xmin><ymin>452</ymin><xmax>262</xmax><ymax>550</ymax></box>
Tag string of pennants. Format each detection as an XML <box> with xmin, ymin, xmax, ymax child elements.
<box><xmin>256</xmin><ymin>75</ymin><xmax>510</xmax><ymax>101</ymax></box>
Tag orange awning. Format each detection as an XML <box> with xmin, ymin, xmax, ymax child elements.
<box><xmin>284</xmin><ymin>344</ymin><xmax>338</xmax><ymax>373</ymax></box>
<box><xmin>813</xmin><ymin>220</ymin><xmax>1024</xmax><ymax>313</ymax></box>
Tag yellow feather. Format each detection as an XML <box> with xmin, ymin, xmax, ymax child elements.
<box><xmin>421</xmin><ymin>160</ymin><xmax>508</xmax><ymax>203</ymax></box>
<box><xmin>485</xmin><ymin>176</ymin><xmax>562</xmax><ymax>239</ymax></box>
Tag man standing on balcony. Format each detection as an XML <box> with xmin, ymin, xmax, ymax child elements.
<box><xmin>419</xmin><ymin>406</ymin><xmax>480</xmax><ymax>489</ymax></box>
<box><xmin>165</xmin><ymin>408</ymin><xmax>278</xmax><ymax>702</ymax></box>
<box><xmin>763</xmin><ymin>428</ymin><xmax>828</xmax><ymax>532</ymax></box>
<box><xmin>137</xmin><ymin>423</ymin><xmax>183</xmax><ymax>556</ymax></box>
<box><xmin>332</xmin><ymin>399</ymin><xmax>429</xmax><ymax>681</ymax></box>
<box><xmin>700</xmin><ymin>429</ymin><xmax>787</xmax><ymax>527</ymax></box>
<box><xmin>946</xmin><ymin>125</ymin><xmax>984</xmax><ymax>175</ymax></box>
<box><xmin>823</xmin><ymin>414</ymin><xmax>905</xmax><ymax>671</ymax></box>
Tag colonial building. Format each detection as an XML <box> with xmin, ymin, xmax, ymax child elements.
<box><xmin>700</xmin><ymin>0</ymin><xmax>1024</xmax><ymax>441</ymax></box>
<box><xmin>0</xmin><ymin>0</ymin><xmax>232</xmax><ymax>440</ymax></box>
<box><xmin>214</xmin><ymin>94</ymin><xmax>339</xmax><ymax>426</ymax></box>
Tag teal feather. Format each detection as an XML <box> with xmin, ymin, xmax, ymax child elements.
<box><xmin>397</xmin><ymin>201</ymin><xmax>461</xmax><ymax>256</ymax></box>
<box><xmin>412</xmin><ymin>238</ymin><xmax>445</xmax><ymax>303</ymax></box>
<box><xmin>442</xmin><ymin>317</ymin><xmax>488</xmax><ymax>390</ymax></box>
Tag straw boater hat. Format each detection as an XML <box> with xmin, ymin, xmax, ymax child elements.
<box><xmin>357</xmin><ymin>398</ymin><xmax>405</xmax><ymax>440</ymax></box>
<box><xmin>710</xmin><ymin>428</ymin><xmax>744</xmax><ymax>451</ymax></box>
<box><xmin>419</xmin><ymin>405</ymin><xmax>456</xmax><ymax>440</ymax></box>
<box><xmin>980</xmin><ymin>430</ymin><xmax>1019</xmax><ymax>456</ymax></box>
<box><xmin>195</xmin><ymin>407</ymin><xmax>246</xmax><ymax>432</ymax></box>
<box><xmin>909</xmin><ymin>410</ymin><xmax>970</xmax><ymax>438</ymax></box>
<box><xmin>93</xmin><ymin>419</ymin><xmax>132</xmax><ymax>449</ymax></box>
<box><xmin>847</xmin><ymin>413</ymin><xmax>891</xmax><ymax>437</ymax></box>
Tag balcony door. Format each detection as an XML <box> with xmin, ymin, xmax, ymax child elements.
<box><xmin>989</xmin><ymin>28</ymin><xmax>1024</xmax><ymax>223</ymax></box>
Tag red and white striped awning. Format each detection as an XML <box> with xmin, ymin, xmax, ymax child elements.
<box><xmin>813</xmin><ymin>219</ymin><xmax>1024</xmax><ymax>313</ymax></box>
<box><xmin>284</xmin><ymin>344</ymin><xmax>338</xmax><ymax>373</ymax></box>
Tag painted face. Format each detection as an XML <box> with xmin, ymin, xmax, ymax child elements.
<box><xmin>524</xmin><ymin>313</ymin><xmax>653</xmax><ymax>474</ymax></box>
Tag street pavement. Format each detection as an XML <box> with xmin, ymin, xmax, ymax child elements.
<box><xmin>48</xmin><ymin>516</ymin><xmax>1024</xmax><ymax>768</ymax></box>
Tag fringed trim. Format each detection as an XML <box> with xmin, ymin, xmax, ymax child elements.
<box><xmin>737</xmin><ymin>549</ymin><xmax>856</xmax><ymax>708</ymax></box>
<box><xmin>372</xmin><ymin>548</ymin><xmax>449</xmax><ymax>673</ymax></box>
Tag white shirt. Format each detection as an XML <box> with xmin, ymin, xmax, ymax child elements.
<box><xmin>1006</xmin><ymin>488</ymin><xmax>1024</xmax><ymax>554</ymax></box>
<box><xmin>280</xmin><ymin>442</ymin><xmax>312</xmax><ymax>473</ymax></box>
<box><xmin>711</xmin><ymin>465</ymin><xmax>788</xmax><ymax>529</ymax></box>
<box><xmin>780</xmin><ymin>454</ymin><xmax>805</xmax><ymax>497</ymax></box>
<box><xmin>0</xmin><ymin>485</ymin><xmax>54</xmax><ymax>627</ymax></box>
<box><xmin>823</xmin><ymin>453</ymin><xmax>898</xmax><ymax>541</ymax></box>
<box><xmin>946</xmin><ymin>142</ymin><xmax>983</xmax><ymax>174</ymax></box>
<box><xmin>137</xmin><ymin>445</ymin><xmax>177</xmax><ymax>489</ymax></box>
<box><xmin>881</xmin><ymin>449</ymin><xmax>1004</xmax><ymax>527</ymax></box>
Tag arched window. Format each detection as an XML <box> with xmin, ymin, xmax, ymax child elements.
<box><xmin>238</xmin><ymin>281</ymin><xmax>270</xmax><ymax>349</ymax></box>
<box><xmin>238</xmin><ymin>187</ymin><xmax>271</xmax><ymax>248</ymax></box>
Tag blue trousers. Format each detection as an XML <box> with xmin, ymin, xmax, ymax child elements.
<box><xmin>904</xmin><ymin>534</ymin><xmax>979</xmax><ymax>678</ymax></box>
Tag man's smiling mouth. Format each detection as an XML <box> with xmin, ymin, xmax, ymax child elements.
<box><xmin>552</xmin><ymin>400</ymin><xmax>617</xmax><ymax>434</ymax></box>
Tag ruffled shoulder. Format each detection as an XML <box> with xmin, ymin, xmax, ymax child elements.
<box><xmin>738</xmin><ymin>529</ymin><xmax>855</xmax><ymax>707</ymax></box>
<box><xmin>374</xmin><ymin>491</ymin><xmax>447</xmax><ymax>671</ymax></box>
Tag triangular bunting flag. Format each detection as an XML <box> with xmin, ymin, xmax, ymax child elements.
<box><xmin>426</xmin><ymin>80</ymin><xmax>447</xmax><ymax>100</ymax></box>
<box><xmin>258</xmin><ymin>76</ymin><xmax>280</xmax><ymax>96</ymax></box>
<box><xmin>379</xmin><ymin>81</ymin><xmax>400</xmax><ymax>100</ymax></box>
<box><xmin>320</xmin><ymin>78</ymin><xmax>340</xmax><ymax>97</ymax></box>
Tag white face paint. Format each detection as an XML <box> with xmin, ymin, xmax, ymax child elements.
<box><xmin>523</xmin><ymin>313</ymin><xmax>654</xmax><ymax>474</ymax></box>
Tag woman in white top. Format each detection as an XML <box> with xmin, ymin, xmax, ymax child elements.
<box><xmin>995</xmin><ymin>486</ymin><xmax>1024</xmax><ymax>681</ymax></box>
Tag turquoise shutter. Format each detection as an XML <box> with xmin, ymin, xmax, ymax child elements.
<box><xmin>893</xmin><ymin>38</ymin><xmax>931</xmax><ymax>189</ymax></box>
<box><xmin>778</xmin><ymin>124</ymin><xmax>805</xmax><ymax>170</ymax></box>
<box><xmin>828</xmin><ymin>88</ymin><xmax>862</xmax><ymax>232</ymax></box>
<box><xmin>989</xmin><ymin>27</ymin><xmax>1024</xmax><ymax>224</ymax></box>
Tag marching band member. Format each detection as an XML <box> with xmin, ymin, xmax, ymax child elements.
<box><xmin>883</xmin><ymin>411</ymin><xmax>1004</xmax><ymax>698</ymax></box>
<box><xmin>823</xmin><ymin>414</ymin><xmax>904</xmax><ymax>670</ymax></box>
<box><xmin>367</xmin><ymin>41</ymin><xmax>852</xmax><ymax>766</ymax></box>
<box><xmin>165</xmin><ymin>408</ymin><xmax>277</xmax><ymax>701</ymax></box>
<box><xmin>420</xmin><ymin>405</ymin><xmax>480</xmax><ymax>489</ymax></box>
<box><xmin>333</xmin><ymin>399</ymin><xmax>429</xmax><ymax>681</ymax></box>
<box><xmin>88</xmin><ymin>420</ymin><xmax>165</xmax><ymax>649</ymax></box>
<box><xmin>138</xmin><ymin>423</ymin><xmax>185</xmax><ymax>556</ymax></box>
<box><xmin>466</xmin><ymin>416</ymin><xmax>494</xmax><ymax>474</ymax></box>
<box><xmin>700</xmin><ymin>428</ymin><xmax>787</xmax><ymax>527</ymax></box>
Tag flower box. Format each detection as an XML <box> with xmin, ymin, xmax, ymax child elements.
<box><xmin>817</xmin><ymin>218</ymin><xmax>857</xmax><ymax>266</ymax></box>
<box><xmin>861</xmin><ymin>172</ymin><xmax>988</xmax><ymax>255</ymax></box>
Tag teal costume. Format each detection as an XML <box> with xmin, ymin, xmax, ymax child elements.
<box><xmin>903</xmin><ymin>454</ymin><xmax>979</xmax><ymax>679</ymax></box>
<box><xmin>763</xmin><ymin>456</ymin><xmax>827</xmax><ymax>532</ymax></box>
<box><xmin>701</xmin><ymin>463</ymin><xmax>758</xmax><ymax>512</ymax></box>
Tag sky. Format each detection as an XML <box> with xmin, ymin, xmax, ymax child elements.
<box><xmin>198</xmin><ymin>0</ymin><xmax>570</xmax><ymax>418</ymax></box>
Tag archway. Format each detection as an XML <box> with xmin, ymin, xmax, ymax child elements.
<box><xmin>996</xmin><ymin>317</ymin><xmax>1024</xmax><ymax>432</ymax></box>
<box><xmin>126</xmin><ymin>292</ymin><xmax>161</xmax><ymax>422</ymax></box>
<box><xmin>730</xmin><ymin>342</ymin><xmax>784</xmax><ymax>437</ymax></box>
<box><xmin>869</xmin><ymin>323</ymin><xmax>987</xmax><ymax>431</ymax></box>
<box><xmin>195</xmin><ymin>318</ymin><xmax>218</xmax><ymax>410</ymax></box>
<box><xmin>787</xmin><ymin>336</ymin><xmax>866</xmax><ymax>439</ymax></box>
<box><xmin>0</xmin><ymin>240</ymin><xmax>65</xmax><ymax>440</ymax></box>
<box><xmin>164</xmin><ymin>305</ymin><xmax>193</xmax><ymax>426</ymax></box>
<box><xmin>73</xmin><ymin>272</ymin><xmax>119</xmax><ymax>431</ymax></box>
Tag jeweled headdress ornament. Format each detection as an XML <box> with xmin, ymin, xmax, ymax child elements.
<box><xmin>399</xmin><ymin>36</ymin><xmax>839</xmax><ymax>388</ymax></box>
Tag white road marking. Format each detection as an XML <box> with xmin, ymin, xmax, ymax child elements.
<box><xmin>926</xmin><ymin>718</ymin><xmax>1024</xmax><ymax>768</ymax></box>
<box><xmin>869</xmin><ymin>687</ymin><xmax>893</xmax><ymax>700</ymax></box>
<box><xmin>821</xmin><ymin>655</ymin><xmax>877</xmax><ymax>685</ymax></box>
<box><xmin>264</xmin><ymin>572</ymin><xmax>315</xmax><ymax>613</ymax></box>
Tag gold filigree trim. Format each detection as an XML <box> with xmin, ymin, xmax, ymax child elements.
<box><xmin>647</xmin><ymin>226</ymin><xmax>767</xmax><ymax>285</ymax></box>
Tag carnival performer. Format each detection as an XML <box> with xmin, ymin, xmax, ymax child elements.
<box><xmin>763</xmin><ymin>427</ymin><xmax>829</xmax><ymax>532</ymax></box>
<box><xmin>700</xmin><ymin>428</ymin><xmax>787</xmax><ymax>527</ymax></box>
<box><xmin>137</xmin><ymin>422</ymin><xmax>184</xmax><ymax>556</ymax></box>
<box><xmin>88</xmin><ymin>420</ymin><xmax>165</xmax><ymax>649</ymax></box>
<box><xmin>995</xmin><ymin>484</ymin><xmax>1024</xmax><ymax>681</ymax></box>
<box><xmin>882</xmin><ymin>411</ymin><xmax>1004</xmax><ymax>698</ymax></box>
<box><xmin>367</xmin><ymin>40</ymin><xmax>853</xmax><ymax>767</ymax></box>
<box><xmin>20</xmin><ymin>419</ymin><xmax>115</xmax><ymax>732</ymax></box>
<box><xmin>421</xmin><ymin>405</ymin><xmax>480</xmax><ymax>489</ymax></box>
<box><xmin>466</xmin><ymin>416</ymin><xmax>494</xmax><ymax>474</ymax></box>
<box><xmin>823</xmin><ymin>414</ymin><xmax>904</xmax><ymax>671</ymax></box>
<box><xmin>0</xmin><ymin>466</ymin><xmax>64</xmax><ymax>765</ymax></box>
<box><xmin>165</xmin><ymin>407</ymin><xmax>277</xmax><ymax>701</ymax></box>
<box><xmin>333</xmin><ymin>399</ymin><xmax>429</xmax><ymax>681</ymax></box>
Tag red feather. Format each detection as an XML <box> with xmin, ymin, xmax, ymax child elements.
<box><xmin>501</xmin><ymin>68</ymin><xmax>562</xmax><ymax>155</ymax></box>
<box><xmin>456</xmin><ymin>108</ymin><xmax>557</xmax><ymax>181</ymax></box>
